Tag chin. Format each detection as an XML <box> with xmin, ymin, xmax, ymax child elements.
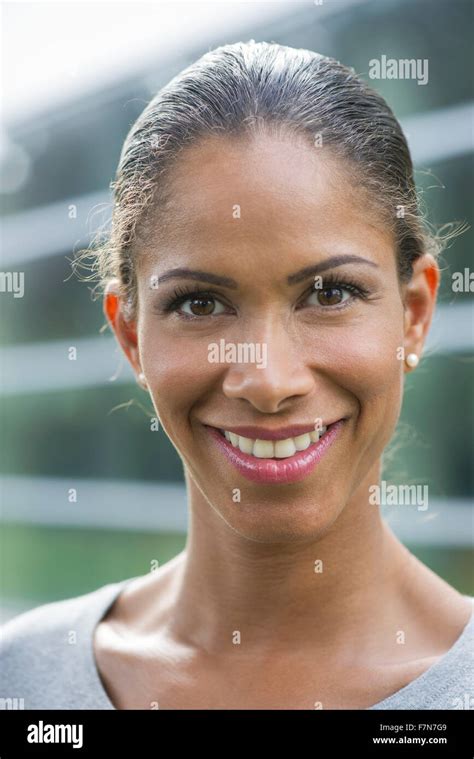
<box><xmin>209</xmin><ymin>487</ymin><xmax>343</xmax><ymax>544</ymax></box>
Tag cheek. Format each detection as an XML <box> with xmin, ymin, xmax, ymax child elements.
<box><xmin>312</xmin><ymin>307</ymin><xmax>405</xmax><ymax>448</ymax></box>
<box><xmin>138</xmin><ymin>321</ymin><xmax>218</xmax><ymax>423</ymax></box>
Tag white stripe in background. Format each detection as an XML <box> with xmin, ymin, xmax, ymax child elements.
<box><xmin>0</xmin><ymin>190</ymin><xmax>111</xmax><ymax>266</ymax></box>
<box><xmin>0</xmin><ymin>335</ymin><xmax>134</xmax><ymax>394</ymax></box>
<box><xmin>0</xmin><ymin>475</ymin><xmax>472</xmax><ymax>546</ymax></box>
<box><xmin>1</xmin><ymin>103</ymin><xmax>472</xmax><ymax>267</ymax></box>
<box><xmin>1</xmin><ymin>476</ymin><xmax>188</xmax><ymax>532</ymax></box>
<box><xmin>401</xmin><ymin>102</ymin><xmax>474</xmax><ymax>164</ymax></box>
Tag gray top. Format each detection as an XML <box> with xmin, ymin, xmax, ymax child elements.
<box><xmin>1</xmin><ymin>576</ymin><xmax>473</xmax><ymax>710</ymax></box>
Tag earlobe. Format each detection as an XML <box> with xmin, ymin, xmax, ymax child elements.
<box><xmin>137</xmin><ymin>372</ymin><xmax>148</xmax><ymax>390</ymax></box>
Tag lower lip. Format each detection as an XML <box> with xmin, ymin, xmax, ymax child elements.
<box><xmin>206</xmin><ymin>421</ymin><xmax>345</xmax><ymax>484</ymax></box>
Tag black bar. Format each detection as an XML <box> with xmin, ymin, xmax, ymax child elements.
<box><xmin>0</xmin><ymin>708</ymin><xmax>471</xmax><ymax>757</ymax></box>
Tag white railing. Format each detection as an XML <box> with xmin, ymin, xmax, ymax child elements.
<box><xmin>1</xmin><ymin>102</ymin><xmax>473</xmax><ymax>267</ymax></box>
<box><xmin>1</xmin><ymin>474</ymin><xmax>472</xmax><ymax>546</ymax></box>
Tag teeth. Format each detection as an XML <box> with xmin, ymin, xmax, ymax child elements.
<box><xmin>294</xmin><ymin>433</ymin><xmax>311</xmax><ymax>450</ymax></box>
<box><xmin>238</xmin><ymin>436</ymin><xmax>254</xmax><ymax>454</ymax></box>
<box><xmin>229</xmin><ymin>432</ymin><xmax>239</xmax><ymax>447</ymax></box>
<box><xmin>222</xmin><ymin>427</ymin><xmax>329</xmax><ymax>459</ymax></box>
<box><xmin>274</xmin><ymin>438</ymin><xmax>296</xmax><ymax>458</ymax></box>
<box><xmin>310</xmin><ymin>426</ymin><xmax>326</xmax><ymax>443</ymax></box>
<box><xmin>253</xmin><ymin>440</ymin><xmax>274</xmax><ymax>458</ymax></box>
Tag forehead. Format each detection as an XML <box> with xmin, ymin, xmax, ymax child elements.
<box><xmin>140</xmin><ymin>131</ymin><xmax>394</xmax><ymax>271</ymax></box>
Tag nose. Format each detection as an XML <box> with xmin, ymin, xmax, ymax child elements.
<box><xmin>221</xmin><ymin>329</ymin><xmax>314</xmax><ymax>414</ymax></box>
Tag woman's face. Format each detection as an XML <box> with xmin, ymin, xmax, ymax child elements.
<box><xmin>108</xmin><ymin>131</ymin><xmax>436</xmax><ymax>543</ymax></box>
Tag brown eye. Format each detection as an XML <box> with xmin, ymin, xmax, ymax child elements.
<box><xmin>317</xmin><ymin>287</ymin><xmax>345</xmax><ymax>306</ymax></box>
<box><xmin>180</xmin><ymin>295</ymin><xmax>226</xmax><ymax>316</ymax></box>
<box><xmin>189</xmin><ymin>297</ymin><xmax>215</xmax><ymax>315</ymax></box>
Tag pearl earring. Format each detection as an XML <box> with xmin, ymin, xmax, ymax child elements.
<box><xmin>405</xmin><ymin>353</ymin><xmax>419</xmax><ymax>369</ymax></box>
<box><xmin>137</xmin><ymin>372</ymin><xmax>148</xmax><ymax>389</ymax></box>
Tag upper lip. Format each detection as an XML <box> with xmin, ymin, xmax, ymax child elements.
<box><xmin>206</xmin><ymin>421</ymin><xmax>344</xmax><ymax>441</ymax></box>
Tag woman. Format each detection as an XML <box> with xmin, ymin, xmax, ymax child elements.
<box><xmin>1</xmin><ymin>41</ymin><xmax>472</xmax><ymax>710</ymax></box>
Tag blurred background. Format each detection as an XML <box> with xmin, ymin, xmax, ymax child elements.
<box><xmin>1</xmin><ymin>0</ymin><xmax>473</xmax><ymax>621</ymax></box>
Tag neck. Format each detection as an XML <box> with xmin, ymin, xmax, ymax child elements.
<box><xmin>169</xmin><ymin>464</ymin><xmax>409</xmax><ymax>654</ymax></box>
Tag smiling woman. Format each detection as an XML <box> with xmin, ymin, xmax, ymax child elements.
<box><xmin>1</xmin><ymin>40</ymin><xmax>472</xmax><ymax>711</ymax></box>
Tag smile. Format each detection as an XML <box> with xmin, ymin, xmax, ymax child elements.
<box><xmin>205</xmin><ymin>420</ymin><xmax>346</xmax><ymax>484</ymax></box>
<box><xmin>221</xmin><ymin>427</ymin><xmax>327</xmax><ymax>458</ymax></box>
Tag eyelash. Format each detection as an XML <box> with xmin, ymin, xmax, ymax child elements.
<box><xmin>306</xmin><ymin>274</ymin><xmax>371</xmax><ymax>304</ymax></box>
<box><xmin>160</xmin><ymin>285</ymin><xmax>228</xmax><ymax>315</ymax></box>
<box><xmin>160</xmin><ymin>276</ymin><xmax>371</xmax><ymax>318</ymax></box>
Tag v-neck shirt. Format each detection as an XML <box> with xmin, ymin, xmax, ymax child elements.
<box><xmin>1</xmin><ymin>576</ymin><xmax>473</xmax><ymax>710</ymax></box>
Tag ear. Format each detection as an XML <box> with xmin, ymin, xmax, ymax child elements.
<box><xmin>103</xmin><ymin>279</ymin><xmax>143</xmax><ymax>380</ymax></box>
<box><xmin>402</xmin><ymin>253</ymin><xmax>440</xmax><ymax>368</ymax></box>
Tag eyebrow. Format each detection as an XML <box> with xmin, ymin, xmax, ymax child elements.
<box><xmin>156</xmin><ymin>255</ymin><xmax>379</xmax><ymax>289</ymax></box>
<box><xmin>156</xmin><ymin>268</ymin><xmax>238</xmax><ymax>288</ymax></box>
<box><xmin>287</xmin><ymin>255</ymin><xmax>379</xmax><ymax>285</ymax></box>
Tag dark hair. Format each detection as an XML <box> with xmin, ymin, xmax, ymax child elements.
<box><xmin>77</xmin><ymin>40</ymin><xmax>446</xmax><ymax>319</ymax></box>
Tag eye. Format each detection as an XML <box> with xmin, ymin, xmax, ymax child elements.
<box><xmin>306</xmin><ymin>285</ymin><xmax>352</xmax><ymax>307</ymax></box>
<box><xmin>180</xmin><ymin>295</ymin><xmax>227</xmax><ymax>316</ymax></box>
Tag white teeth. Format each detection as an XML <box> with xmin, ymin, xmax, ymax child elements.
<box><xmin>293</xmin><ymin>433</ymin><xmax>311</xmax><ymax>450</ymax></box>
<box><xmin>310</xmin><ymin>426</ymin><xmax>327</xmax><ymax>443</ymax></box>
<box><xmin>238</xmin><ymin>436</ymin><xmax>254</xmax><ymax>454</ymax></box>
<box><xmin>274</xmin><ymin>438</ymin><xmax>296</xmax><ymax>458</ymax></box>
<box><xmin>221</xmin><ymin>427</ymin><xmax>329</xmax><ymax>459</ymax></box>
<box><xmin>253</xmin><ymin>440</ymin><xmax>275</xmax><ymax>458</ymax></box>
<box><xmin>229</xmin><ymin>432</ymin><xmax>239</xmax><ymax>447</ymax></box>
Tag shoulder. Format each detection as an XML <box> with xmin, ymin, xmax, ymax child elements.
<box><xmin>444</xmin><ymin>598</ymin><xmax>474</xmax><ymax>709</ymax></box>
<box><xmin>372</xmin><ymin>596</ymin><xmax>474</xmax><ymax>710</ymax></box>
<box><xmin>0</xmin><ymin>581</ymin><xmax>126</xmax><ymax>710</ymax></box>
